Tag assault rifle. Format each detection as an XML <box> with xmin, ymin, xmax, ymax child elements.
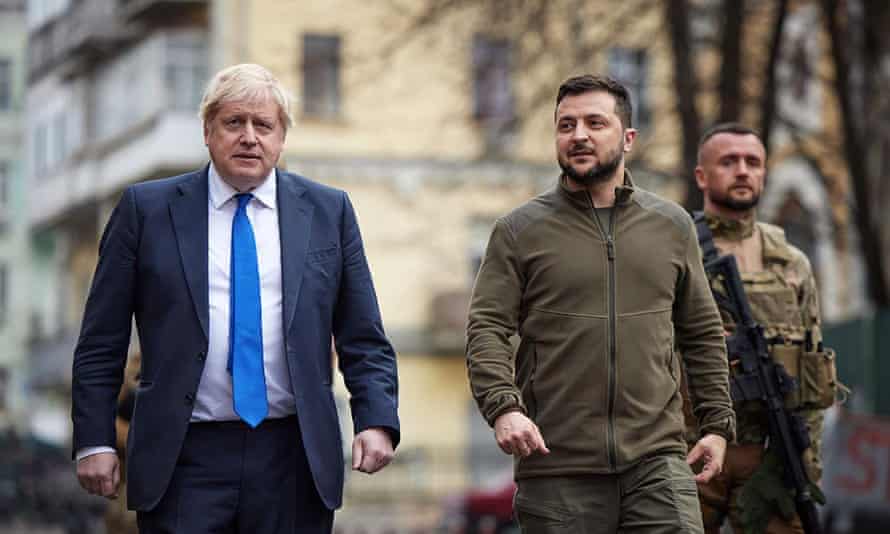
<box><xmin>694</xmin><ymin>213</ymin><xmax>822</xmax><ymax>534</ymax></box>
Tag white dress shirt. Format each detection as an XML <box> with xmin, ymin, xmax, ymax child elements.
<box><xmin>77</xmin><ymin>164</ymin><xmax>295</xmax><ymax>461</ymax></box>
<box><xmin>195</xmin><ymin>163</ymin><xmax>295</xmax><ymax>421</ymax></box>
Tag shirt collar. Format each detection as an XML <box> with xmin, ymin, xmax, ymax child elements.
<box><xmin>703</xmin><ymin>211</ymin><xmax>756</xmax><ymax>241</ymax></box>
<box><xmin>208</xmin><ymin>162</ymin><xmax>277</xmax><ymax>210</ymax></box>
<box><xmin>558</xmin><ymin>170</ymin><xmax>636</xmax><ymax>210</ymax></box>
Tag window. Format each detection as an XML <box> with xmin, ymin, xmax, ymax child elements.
<box><xmin>0</xmin><ymin>367</ymin><xmax>7</xmax><ymax>411</ymax></box>
<box><xmin>468</xmin><ymin>216</ymin><xmax>495</xmax><ymax>284</ymax></box>
<box><xmin>165</xmin><ymin>33</ymin><xmax>209</xmax><ymax>112</ymax></box>
<box><xmin>302</xmin><ymin>34</ymin><xmax>341</xmax><ymax>118</ymax></box>
<box><xmin>472</xmin><ymin>35</ymin><xmax>513</xmax><ymax>122</ymax></box>
<box><xmin>0</xmin><ymin>161</ymin><xmax>8</xmax><ymax>209</ymax></box>
<box><xmin>27</xmin><ymin>0</ymin><xmax>71</xmax><ymax>29</ymax></box>
<box><xmin>0</xmin><ymin>263</ymin><xmax>7</xmax><ymax>326</ymax></box>
<box><xmin>94</xmin><ymin>38</ymin><xmax>158</xmax><ymax>143</ymax></box>
<box><xmin>52</xmin><ymin>112</ymin><xmax>66</xmax><ymax>167</ymax></box>
<box><xmin>93</xmin><ymin>31</ymin><xmax>208</xmax><ymax>143</ymax></box>
<box><xmin>0</xmin><ymin>59</ymin><xmax>10</xmax><ymax>111</ymax></box>
<box><xmin>608</xmin><ymin>47</ymin><xmax>650</xmax><ymax>131</ymax></box>
<box><xmin>33</xmin><ymin>123</ymin><xmax>48</xmax><ymax>175</ymax></box>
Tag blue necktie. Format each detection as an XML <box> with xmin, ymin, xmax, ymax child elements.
<box><xmin>228</xmin><ymin>193</ymin><xmax>268</xmax><ymax>427</ymax></box>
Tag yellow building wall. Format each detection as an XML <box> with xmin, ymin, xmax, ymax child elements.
<box><xmin>247</xmin><ymin>1</ymin><xmax>485</xmax><ymax>160</ymax></box>
<box><xmin>337</xmin><ymin>181</ymin><xmax>537</xmax><ymax>332</ymax></box>
<box><xmin>329</xmin><ymin>350</ymin><xmax>478</xmax><ymax>526</ymax></box>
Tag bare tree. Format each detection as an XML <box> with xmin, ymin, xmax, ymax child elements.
<box><xmin>666</xmin><ymin>0</ymin><xmax>703</xmax><ymax>209</ymax></box>
<box><xmin>759</xmin><ymin>0</ymin><xmax>789</xmax><ymax>151</ymax></box>
<box><xmin>718</xmin><ymin>0</ymin><xmax>745</xmax><ymax>123</ymax></box>
<box><xmin>821</xmin><ymin>0</ymin><xmax>890</xmax><ymax>306</ymax></box>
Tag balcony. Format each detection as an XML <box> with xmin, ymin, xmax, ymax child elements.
<box><xmin>118</xmin><ymin>0</ymin><xmax>208</xmax><ymax>22</ymax></box>
<box><xmin>27</xmin><ymin>30</ymin><xmax>209</xmax><ymax>227</ymax></box>
<box><xmin>28</xmin><ymin>0</ymin><xmax>138</xmax><ymax>82</ymax></box>
<box><xmin>28</xmin><ymin>0</ymin><xmax>208</xmax><ymax>83</ymax></box>
<box><xmin>29</xmin><ymin>111</ymin><xmax>206</xmax><ymax>227</ymax></box>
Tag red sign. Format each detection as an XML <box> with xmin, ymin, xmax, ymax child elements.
<box><xmin>824</xmin><ymin>411</ymin><xmax>890</xmax><ymax>509</ymax></box>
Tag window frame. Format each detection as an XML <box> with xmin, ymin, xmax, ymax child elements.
<box><xmin>301</xmin><ymin>33</ymin><xmax>342</xmax><ymax>120</ymax></box>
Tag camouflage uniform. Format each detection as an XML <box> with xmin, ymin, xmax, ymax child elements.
<box><xmin>685</xmin><ymin>213</ymin><xmax>837</xmax><ymax>534</ymax></box>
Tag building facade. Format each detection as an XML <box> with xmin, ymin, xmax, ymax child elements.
<box><xmin>25</xmin><ymin>0</ymin><xmax>215</xmax><ymax>444</ymax></box>
<box><xmin>0</xmin><ymin>0</ymin><xmax>27</xmax><ymax>431</ymax></box>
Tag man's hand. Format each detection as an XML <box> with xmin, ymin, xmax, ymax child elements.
<box><xmin>494</xmin><ymin>411</ymin><xmax>550</xmax><ymax>458</ymax></box>
<box><xmin>76</xmin><ymin>451</ymin><xmax>120</xmax><ymax>499</ymax></box>
<box><xmin>352</xmin><ymin>427</ymin><xmax>394</xmax><ymax>474</ymax></box>
<box><xmin>687</xmin><ymin>433</ymin><xmax>727</xmax><ymax>483</ymax></box>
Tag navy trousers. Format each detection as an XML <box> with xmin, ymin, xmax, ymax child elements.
<box><xmin>137</xmin><ymin>415</ymin><xmax>334</xmax><ymax>534</ymax></box>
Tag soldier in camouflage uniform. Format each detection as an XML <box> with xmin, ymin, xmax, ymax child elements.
<box><xmin>687</xmin><ymin>123</ymin><xmax>838</xmax><ymax>534</ymax></box>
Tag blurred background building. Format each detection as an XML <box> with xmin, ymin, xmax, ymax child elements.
<box><xmin>24</xmin><ymin>0</ymin><xmax>211</xmax><ymax>448</ymax></box>
<box><xmin>3</xmin><ymin>0</ymin><xmax>889</xmax><ymax>532</ymax></box>
<box><xmin>0</xmin><ymin>0</ymin><xmax>27</xmax><ymax>432</ymax></box>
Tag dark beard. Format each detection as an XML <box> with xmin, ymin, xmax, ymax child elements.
<box><xmin>710</xmin><ymin>189</ymin><xmax>760</xmax><ymax>211</ymax></box>
<box><xmin>559</xmin><ymin>145</ymin><xmax>624</xmax><ymax>187</ymax></box>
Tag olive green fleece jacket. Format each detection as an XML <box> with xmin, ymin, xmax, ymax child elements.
<box><xmin>467</xmin><ymin>173</ymin><xmax>736</xmax><ymax>478</ymax></box>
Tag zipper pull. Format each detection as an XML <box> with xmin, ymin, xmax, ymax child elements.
<box><xmin>607</xmin><ymin>237</ymin><xmax>615</xmax><ymax>261</ymax></box>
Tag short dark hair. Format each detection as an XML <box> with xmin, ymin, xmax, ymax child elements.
<box><xmin>555</xmin><ymin>74</ymin><xmax>633</xmax><ymax>129</ymax></box>
<box><xmin>698</xmin><ymin>122</ymin><xmax>763</xmax><ymax>151</ymax></box>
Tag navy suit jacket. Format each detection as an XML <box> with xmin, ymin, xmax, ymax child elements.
<box><xmin>71</xmin><ymin>167</ymin><xmax>399</xmax><ymax>511</ymax></box>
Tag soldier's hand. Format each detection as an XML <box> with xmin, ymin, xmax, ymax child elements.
<box><xmin>687</xmin><ymin>433</ymin><xmax>727</xmax><ymax>483</ymax></box>
<box><xmin>76</xmin><ymin>451</ymin><xmax>120</xmax><ymax>499</ymax></box>
<box><xmin>494</xmin><ymin>411</ymin><xmax>550</xmax><ymax>458</ymax></box>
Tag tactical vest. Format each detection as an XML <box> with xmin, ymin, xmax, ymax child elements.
<box><xmin>699</xmin><ymin>218</ymin><xmax>838</xmax><ymax>442</ymax></box>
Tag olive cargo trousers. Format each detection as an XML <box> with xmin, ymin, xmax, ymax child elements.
<box><xmin>513</xmin><ymin>454</ymin><xmax>705</xmax><ymax>533</ymax></box>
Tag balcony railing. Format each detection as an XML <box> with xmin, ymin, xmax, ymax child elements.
<box><xmin>118</xmin><ymin>0</ymin><xmax>207</xmax><ymax>22</ymax></box>
<box><xmin>26</xmin><ymin>30</ymin><xmax>210</xmax><ymax>227</ymax></box>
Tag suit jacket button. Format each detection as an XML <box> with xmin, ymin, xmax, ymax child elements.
<box><xmin>184</xmin><ymin>393</ymin><xmax>194</xmax><ymax>405</ymax></box>
<box><xmin>197</xmin><ymin>351</ymin><xmax>206</xmax><ymax>362</ymax></box>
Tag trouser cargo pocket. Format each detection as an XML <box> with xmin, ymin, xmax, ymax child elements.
<box><xmin>514</xmin><ymin>495</ymin><xmax>575</xmax><ymax>532</ymax></box>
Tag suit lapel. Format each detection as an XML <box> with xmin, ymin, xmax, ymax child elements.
<box><xmin>278</xmin><ymin>172</ymin><xmax>313</xmax><ymax>335</ymax></box>
<box><xmin>169</xmin><ymin>168</ymin><xmax>210</xmax><ymax>341</ymax></box>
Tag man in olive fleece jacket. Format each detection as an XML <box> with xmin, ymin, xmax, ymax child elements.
<box><xmin>467</xmin><ymin>74</ymin><xmax>736</xmax><ymax>534</ymax></box>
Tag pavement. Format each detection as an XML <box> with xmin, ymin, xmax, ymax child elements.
<box><xmin>0</xmin><ymin>520</ymin><xmax>64</xmax><ymax>534</ymax></box>
<box><xmin>0</xmin><ymin>517</ymin><xmax>104</xmax><ymax>534</ymax></box>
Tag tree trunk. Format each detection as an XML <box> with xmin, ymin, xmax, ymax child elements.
<box><xmin>718</xmin><ymin>0</ymin><xmax>745</xmax><ymax>122</ymax></box>
<box><xmin>759</xmin><ymin>0</ymin><xmax>788</xmax><ymax>151</ymax></box>
<box><xmin>821</xmin><ymin>0</ymin><xmax>890</xmax><ymax>306</ymax></box>
<box><xmin>666</xmin><ymin>0</ymin><xmax>703</xmax><ymax>210</ymax></box>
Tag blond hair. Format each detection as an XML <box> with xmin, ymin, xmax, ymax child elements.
<box><xmin>199</xmin><ymin>63</ymin><xmax>294</xmax><ymax>131</ymax></box>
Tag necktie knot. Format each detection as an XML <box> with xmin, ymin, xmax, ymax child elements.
<box><xmin>235</xmin><ymin>192</ymin><xmax>253</xmax><ymax>212</ymax></box>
